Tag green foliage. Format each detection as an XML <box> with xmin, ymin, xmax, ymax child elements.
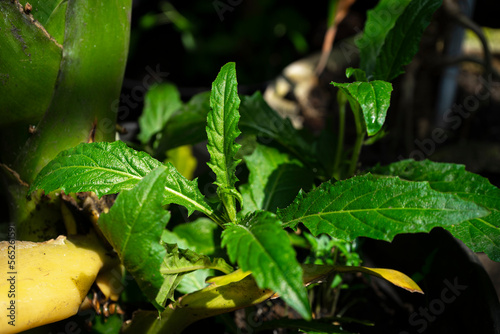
<box><xmin>98</xmin><ymin>166</ymin><xmax>170</xmax><ymax>306</ymax></box>
<box><xmin>156</xmin><ymin>92</ymin><xmax>211</xmax><ymax>154</ymax></box>
<box><xmin>372</xmin><ymin>0</ymin><xmax>443</xmax><ymax>81</ymax></box>
<box><xmin>161</xmin><ymin>218</ymin><xmax>222</xmax><ymax>256</ymax></box>
<box><xmin>23</xmin><ymin>4</ymin><xmax>500</xmax><ymax>328</ymax></box>
<box><xmin>240</xmin><ymin>144</ymin><xmax>314</xmax><ymax>214</ymax></box>
<box><xmin>29</xmin><ymin>141</ymin><xmax>161</xmax><ymax>197</ymax></box>
<box><xmin>162</xmin><ymin>162</ymin><xmax>214</xmax><ymax>218</ymax></box>
<box><xmin>278</xmin><ymin>174</ymin><xmax>489</xmax><ymax>242</ymax></box>
<box><xmin>222</xmin><ymin>211</ymin><xmax>311</xmax><ymax>319</ymax></box>
<box><xmin>161</xmin><ymin>244</ymin><xmax>232</xmax><ymax>275</ymax></box>
<box><xmin>239</xmin><ymin>92</ymin><xmax>314</xmax><ymax>164</ymax></box>
<box><xmin>159</xmin><ymin>244</ymin><xmax>233</xmax><ymax>301</ymax></box>
<box><xmin>138</xmin><ymin>83</ymin><xmax>182</xmax><ymax>144</ymax></box>
<box><xmin>333</xmin><ymin>79</ymin><xmax>393</xmax><ymax>136</ymax></box>
<box><xmin>371</xmin><ymin>159</ymin><xmax>500</xmax><ymax>261</ymax></box>
<box><xmin>207</xmin><ymin>62</ymin><xmax>242</xmax><ymax>222</ymax></box>
<box><xmin>356</xmin><ymin>0</ymin><xmax>411</xmax><ymax>78</ymax></box>
<box><xmin>356</xmin><ymin>0</ymin><xmax>442</xmax><ymax>81</ymax></box>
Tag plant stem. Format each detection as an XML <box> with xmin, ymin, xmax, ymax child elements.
<box><xmin>348</xmin><ymin>105</ymin><xmax>365</xmax><ymax>177</ymax></box>
<box><xmin>333</xmin><ymin>91</ymin><xmax>347</xmax><ymax>179</ymax></box>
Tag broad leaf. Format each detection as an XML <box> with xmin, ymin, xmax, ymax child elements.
<box><xmin>98</xmin><ymin>166</ymin><xmax>170</xmax><ymax>305</ymax></box>
<box><xmin>207</xmin><ymin>62</ymin><xmax>241</xmax><ymax>192</ymax></box>
<box><xmin>222</xmin><ymin>211</ymin><xmax>311</xmax><ymax>319</ymax></box>
<box><xmin>240</xmin><ymin>144</ymin><xmax>314</xmax><ymax>214</ymax></box>
<box><xmin>29</xmin><ymin>141</ymin><xmax>214</xmax><ymax>217</ymax></box>
<box><xmin>155</xmin><ymin>92</ymin><xmax>210</xmax><ymax>156</ymax></box>
<box><xmin>355</xmin><ymin>0</ymin><xmax>411</xmax><ymax>78</ymax></box>
<box><xmin>176</xmin><ymin>269</ymin><xmax>213</xmax><ymax>295</ymax></box>
<box><xmin>159</xmin><ymin>244</ymin><xmax>233</xmax><ymax>301</ymax></box>
<box><xmin>138</xmin><ymin>83</ymin><xmax>182</xmax><ymax>144</ymax></box>
<box><xmin>239</xmin><ymin>92</ymin><xmax>314</xmax><ymax>164</ymax></box>
<box><xmin>333</xmin><ymin>80</ymin><xmax>393</xmax><ymax>136</ymax></box>
<box><xmin>29</xmin><ymin>141</ymin><xmax>161</xmax><ymax>197</ymax></box>
<box><xmin>161</xmin><ymin>218</ymin><xmax>222</xmax><ymax>256</ymax></box>
<box><xmin>371</xmin><ymin>159</ymin><xmax>500</xmax><ymax>261</ymax></box>
<box><xmin>372</xmin><ymin>0</ymin><xmax>443</xmax><ymax>81</ymax></box>
<box><xmin>278</xmin><ymin>174</ymin><xmax>490</xmax><ymax>242</ymax></box>
<box><xmin>163</xmin><ymin>162</ymin><xmax>214</xmax><ymax>217</ymax></box>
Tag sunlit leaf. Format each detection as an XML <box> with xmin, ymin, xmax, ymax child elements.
<box><xmin>333</xmin><ymin>80</ymin><xmax>392</xmax><ymax>136</ymax></box>
<box><xmin>29</xmin><ymin>141</ymin><xmax>161</xmax><ymax>197</ymax></box>
<box><xmin>222</xmin><ymin>211</ymin><xmax>311</xmax><ymax>319</ymax></box>
<box><xmin>98</xmin><ymin>166</ymin><xmax>170</xmax><ymax>305</ymax></box>
<box><xmin>278</xmin><ymin>174</ymin><xmax>490</xmax><ymax>242</ymax></box>
<box><xmin>371</xmin><ymin>159</ymin><xmax>500</xmax><ymax>261</ymax></box>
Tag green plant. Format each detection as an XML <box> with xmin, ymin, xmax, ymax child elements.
<box><xmin>1</xmin><ymin>0</ymin><xmax>499</xmax><ymax>333</ymax></box>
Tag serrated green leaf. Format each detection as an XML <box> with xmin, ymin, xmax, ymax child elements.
<box><xmin>155</xmin><ymin>92</ymin><xmax>210</xmax><ymax>155</ymax></box>
<box><xmin>240</xmin><ymin>144</ymin><xmax>314</xmax><ymax>214</ymax></box>
<box><xmin>206</xmin><ymin>62</ymin><xmax>242</xmax><ymax>222</ymax></box>
<box><xmin>333</xmin><ymin>80</ymin><xmax>393</xmax><ymax>136</ymax></box>
<box><xmin>371</xmin><ymin>159</ymin><xmax>500</xmax><ymax>261</ymax></box>
<box><xmin>278</xmin><ymin>174</ymin><xmax>490</xmax><ymax>242</ymax></box>
<box><xmin>207</xmin><ymin>62</ymin><xmax>241</xmax><ymax>189</ymax></box>
<box><xmin>29</xmin><ymin>141</ymin><xmax>214</xmax><ymax>218</ymax></box>
<box><xmin>98</xmin><ymin>166</ymin><xmax>170</xmax><ymax>305</ymax></box>
<box><xmin>239</xmin><ymin>92</ymin><xmax>314</xmax><ymax>164</ymax></box>
<box><xmin>355</xmin><ymin>0</ymin><xmax>411</xmax><ymax>78</ymax></box>
<box><xmin>138</xmin><ymin>83</ymin><xmax>182</xmax><ymax>144</ymax></box>
<box><xmin>29</xmin><ymin>141</ymin><xmax>161</xmax><ymax>197</ymax></box>
<box><xmin>161</xmin><ymin>218</ymin><xmax>222</xmax><ymax>256</ymax></box>
<box><xmin>372</xmin><ymin>0</ymin><xmax>442</xmax><ymax>81</ymax></box>
<box><xmin>158</xmin><ymin>244</ymin><xmax>233</xmax><ymax>302</ymax></box>
<box><xmin>222</xmin><ymin>211</ymin><xmax>311</xmax><ymax>319</ymax></box>
<box><xmin>163</xmin><ymin>162</ymin><xmax>214</xmax><ymax>217</ymax></box>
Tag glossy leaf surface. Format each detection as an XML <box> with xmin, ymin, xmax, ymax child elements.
<box><xmin>98</xmin><ymin>166</ymin><xmax>170</xmax><ymax>305</ymax></box>
<box><xmin>279</xmin><ymin>174</ymin><xmax>490</xmax><ymax>242</ymax></box>
<box><xmin>222</xmin><ymin>211</ymin><xmax>311</xmax><ymax>319</ymax></box>
<box><xmin>371</xmin><ymin>159</ymin><xmax>500</xmax><ymax>261</ymax></box>
<box><xmin>333</xmin><ymin>80</ymin><xmax>393</xmax><ymax>136</ymax></box>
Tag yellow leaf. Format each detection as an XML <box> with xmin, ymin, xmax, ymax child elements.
<box><xmin>165</xmin><ymin>145</ymin><xmax>197</xmax><ymax>180</ymax></box>
<box><xmin>302</xmin><ymin>263</ymin><xmax>423</xmax><ymax>294</ymax></box>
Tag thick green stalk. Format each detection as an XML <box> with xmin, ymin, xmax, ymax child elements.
<box><xmin>7</xmin><ymin>0</ymin><xmax>132</xmax><ymax>240</ymax></box>
<box><xmin>333</xmin><ymin>90</ymin><xmax>347</xmax><ymax>179</ymax></box>
<box><xmin>348</xmin><ymin>103</ymin><xmax>365</xmax><ymax>177</ymax></box>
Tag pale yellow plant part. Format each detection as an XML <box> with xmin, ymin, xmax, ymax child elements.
<box><xmin>0</xmin><ymin>233</ymin><xmax>114</xmax><ymax>333</ymax></box>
